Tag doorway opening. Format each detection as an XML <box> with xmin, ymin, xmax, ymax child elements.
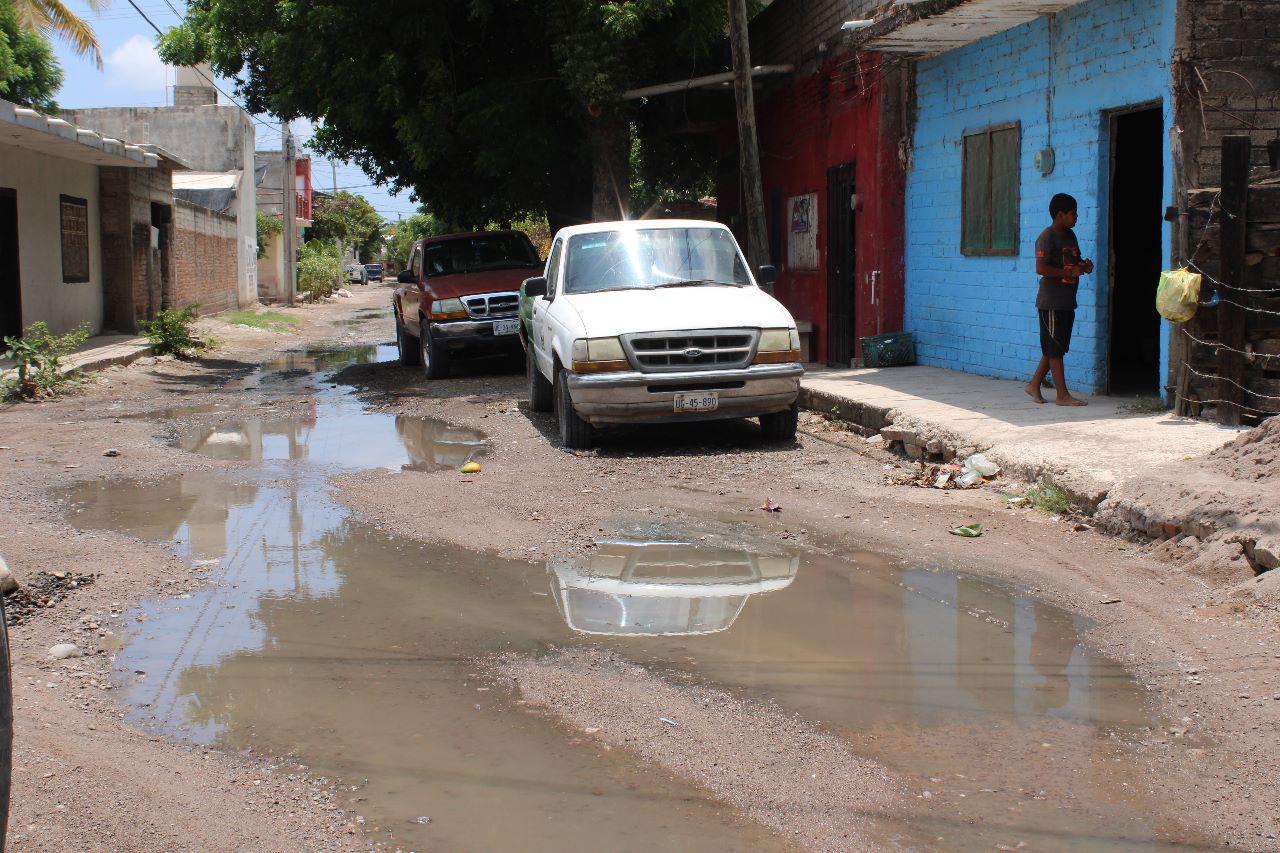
<box><xmin>1</xmin><ymin>188</ymin><xmax>19</xmax><ymax>341</ymax></box>
<box><xmin>826</xmin><ymin>163</ymin><xmax>856</xmax><ymax>366</ymax></box>
<box><xmin>1107</xmin><ymin>107</ymin><xmax>1164</xmax><ymax>395</ymax></box>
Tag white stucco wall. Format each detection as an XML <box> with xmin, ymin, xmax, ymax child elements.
<box><xmin>0</xmin><ymin>146</ymin><xmax>104</xmax><ymax>336</ymax></box>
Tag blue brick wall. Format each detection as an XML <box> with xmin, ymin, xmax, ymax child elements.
<box><xmin>903</xmin><ymin>0</ymin><xmax>1175</xmax><ymax>393</ymax></box>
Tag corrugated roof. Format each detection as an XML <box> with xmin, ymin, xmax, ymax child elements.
<box><xmin>847</xmin><ymin>0</ymin><xmax>1090</xmax><ymax>56</ymax></box>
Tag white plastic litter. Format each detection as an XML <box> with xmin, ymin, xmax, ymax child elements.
<box><xmin>962</xmin><ymin>453</ymin><xmax>1000</xmax><ymax>478</ymax></box>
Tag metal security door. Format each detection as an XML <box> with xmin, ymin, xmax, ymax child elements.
<box><xmin>826</xmin><ymin>164</ymin><xmax>856</xmax><ymax>366</ymax></box>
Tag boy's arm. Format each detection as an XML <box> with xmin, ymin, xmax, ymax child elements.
<box><xmin>1037</xmin><ymin>259</ymin><xmax>1080</xmax><ymax>278</ymax></box>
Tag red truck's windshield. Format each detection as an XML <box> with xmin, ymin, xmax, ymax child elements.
<box><xmin>423</xmin><ymin>234</ymin><xmax>540</xmax><ymax>276</ymax></box>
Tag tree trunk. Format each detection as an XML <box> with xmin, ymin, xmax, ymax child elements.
<box><xmin>588</xmin><ymin>115</ymin><xmax>631</xmax><ymax>222</ymax></box>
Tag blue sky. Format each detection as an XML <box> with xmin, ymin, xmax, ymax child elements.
<box><xmin>50</xmin><ymin>1</ymin><xmax>419</xmax><ymax>221</ymax></box>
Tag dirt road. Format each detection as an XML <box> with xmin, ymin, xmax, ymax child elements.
<box><xmin>1</xmin><ymin>289</ymin><xmax>1276</xmax><ymax>850</ymax></box>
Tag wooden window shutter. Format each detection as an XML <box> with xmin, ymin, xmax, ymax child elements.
<box><xmin>961</xmin><ymin>123</ymin><xmax>1020</xmax><ymax>256</ymax></box>
<box><xmin>962</xmin><ymin>133</ymin><xmax>990</xmax><ymax>255</ymax></box>
<box><xmin>990</xmin><ymin>126</ymin><xmax>1020</xmax><ymax>253</ymax></box>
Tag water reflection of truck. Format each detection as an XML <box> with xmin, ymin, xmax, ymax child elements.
<box><xmin>548</xmin><ymin>541</ymin><xmax>798</xmax><ymax>637</ymax></box>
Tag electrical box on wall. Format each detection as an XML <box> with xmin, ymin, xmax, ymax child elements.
<box><xmin>1035</xmin><ymin>147</ymin><xmax>1056</xmax><ymax>176</ymax></box>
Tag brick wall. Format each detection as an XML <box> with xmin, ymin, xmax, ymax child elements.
<box><xmin>173</xmin><ymin>199</ymin><xmax>239</xmax><ymax>314</ymax></box>
<box><xmin>903</xmin><ymin>0</ymin><xmax>1176</xmax><ymax>392</ymax></box>
<box><xmin>1177</xmin><ymin>0</ymin><xmax>1280</xmax><ymax>187</ymax></box>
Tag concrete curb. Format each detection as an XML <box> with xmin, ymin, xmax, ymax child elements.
<box><xmin>798</xmin><ymin>384</ymin><xmax>1109</xmax><ymax>509</ymax></box>
<box><xmin>62</xmin><ymin>343</ymin><xmax>155</xmax><ymax>375</ymax></box>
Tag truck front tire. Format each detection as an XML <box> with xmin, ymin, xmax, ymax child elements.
<box><xmin>555</xmin><ymin>369</ymin><xmax>595</xmax><ymax>449</ymax></box>
<box><xmin>759</xmin><ymin>404</ymin><xmax>799</xmax><ymax>442</ymax></box>
<box><xmin>396</xmin><ymin>316</ymin><xmax>421</xmax><ymax>366</ymax></box>
<box><xmin>420</xmin><ymin>320</ymin><xmax>451</xmax><ymax>380</ymax></box>
<box><xmin>527</xmin><ymin>349</ymin><xmax>553</xmax><ymax>412</ymax></box>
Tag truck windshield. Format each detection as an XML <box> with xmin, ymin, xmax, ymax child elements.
<box><xmin>563</xmin><ymin>227</ymin><xmax>751</xmax><ymax>294</ymax></box>
<box><xmin>422</xmin><ymin>234</ymin><xmax>539</xmax><ymax>276</ymax></box>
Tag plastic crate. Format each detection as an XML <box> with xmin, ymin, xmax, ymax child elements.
<box><xmin>859</xmin><ymin>332</ymin><xmax>916</xmax><ymax>368</ymax></box>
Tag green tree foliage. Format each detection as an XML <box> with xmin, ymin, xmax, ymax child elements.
<box><xmin>255</xmin><ymin>210</ymin><xmax>283</xmax><ymax>258</ymax></box>
<box><xmin>6</xmin><ymin>0</ymin><xmax>106</xmax><ymax>68</ymax></box>
<box><xmin>0</xmin><ymin>2</ymin><xmax>64</xmax><ymax>112</ymax></box>
<box><xmin>157</xmin><ymin>1</ymin><xmax>729</xmax><ymax>230</ymax></box>
<box><xmin>297</xmin><ymin>239</ymin><xmax>342</xmax><ymax>299</ymax></box>
<box><xmin>384</xmin><ymin>208</ymin><xmax>451</xmax><ymax>270</ymax></box>
<box><xmin>308</xmin><ymin>191</ymin><xmax>383</xmax><ymax>259</ymax></box>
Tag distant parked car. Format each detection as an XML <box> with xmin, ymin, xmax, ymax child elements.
<box><xmin>364</xmin><ymin>263</ymin><xmax>384</xmax><ymax>283</ymax></box>
<box><xmin>521</xmin><ymin>219</ymin><xmax>802</xmax><ymax>449</ymax></box>
<box><xmin>392</xmin><ymin>230</ymin><xmax>543</xmax><ymax>378</ymax></box>
<box><xmin>344</xmin><ymin>263</ymin><xmax>367</xmax><ymax>285</ymax></box>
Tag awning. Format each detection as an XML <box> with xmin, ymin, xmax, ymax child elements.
<box><xmin>173</xmin><ymin>170</ymin><xmax>241</xmax><ymax>213</ymax></box>
<box><xmin>622</xmin><ymin>65</ymin><xmax>794</xmax><ymax>101</ymax></box>
<box><xmin>0</xmin><ymin>98</ymin><xmax>157</xmax><ymax>168</ymax></box>
<box><xmin>845</xmin><ymin>0</ymin><xmax>1090</xmax><ymax>56</ymax></box>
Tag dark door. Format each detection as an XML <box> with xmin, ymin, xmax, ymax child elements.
<box><xmin>826</xmin><ymin>163</ymin><xmax>856</xmax><ymax>367</ymax></box>
<box><xmin>0</xmin><ymin>189</ymin><xmax>19</xmax><ymax>341</ymax></box>
<box><xmin>1107</xmin><ymin>107</ymin><xmax>1164</xmax><ymax>394</ymax></box>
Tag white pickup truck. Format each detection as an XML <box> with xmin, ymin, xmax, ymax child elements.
<box><xmin>521</xmin><ymin>219</ymin><xmax>804</xmax><ymax>448</ymax></box>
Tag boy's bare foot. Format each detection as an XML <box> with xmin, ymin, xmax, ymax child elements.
<box><xmin>1024</xmin><ymin>382</ymin><xmax>1047</xmax><ymax>404</ymax></box>
<box><xmin>1055</xmin><ymin>395</ymin><xmax>1088</xmax><ymax>407</ymax></box>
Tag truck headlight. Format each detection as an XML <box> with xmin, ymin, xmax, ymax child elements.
<box><xmin>754</xmin><ymin>327</ymin><xmax>801</xmax><ymax>364</ymax></box>
<box><xmin>571</xmin><ymin>337</ymin><xmax>629</xmax><ymax>373</ymax></box>
<box><xmin>429</xmin><ymin>298</ymin><xmax>468</xmax><ymax>320</ymax></box>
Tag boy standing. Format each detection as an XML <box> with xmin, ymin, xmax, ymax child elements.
<box><xmin>1026</xmin><ymin>193</ymin><xmax>1093</xmax><ymax>406</ymax></box>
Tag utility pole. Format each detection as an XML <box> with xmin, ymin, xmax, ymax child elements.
<box><xmin>727</xmin><ymin>0</ymin><xmax>769</xmax><ymax>286</ymax></box>
<box><xmin>282</xmin><ymin>121</ymin><xmax>297</xmax><ymax>306</ymax></box>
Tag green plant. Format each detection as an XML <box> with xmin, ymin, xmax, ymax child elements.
<box><xmin>1120</xmin><ymin>396</ymin><xmax>1170</xmax><ymax>414</ymax></box>
<box><xmin>1025</xmin><ymin>478</ymin><xmax>1073</xmax><ymax>515</ymax></box>
<box><xmin>297</xmin><ymin>240</ymin><xmax>343</xmax><ymax>299</ymax></box>
<box><xmin>141</xmin><ymin>305</ymin><xmax>205</xmax><ymax>357</ymax></box>
<box><xmin>1</xmin><ymin>321</ymin><xmax>90</xmax><ymax>399</ymax></box>
<box><xmin>256</xmin><ymin>210</ymin><xmax>283</xmax><ymax>258</ymax></box>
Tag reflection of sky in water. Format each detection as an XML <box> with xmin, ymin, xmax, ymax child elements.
<box><xmin>105</xmin><ymin>480</ymin><xmax>347</xmax><ymax>743</ymax></box>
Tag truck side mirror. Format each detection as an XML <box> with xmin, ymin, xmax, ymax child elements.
<box><xmin>757</xmin><ymin>264</ymin><xmax>778</xmax><ymax>287</ymax></box>
<box><xmin>522</xmin><ymin>276</ymin><xmax>548</xmax><ymax>298</ymax></box>
<box><xmin>396</xmin><ymin>269</ymin><xmax>416</xmax><ymax>284</ymax></box>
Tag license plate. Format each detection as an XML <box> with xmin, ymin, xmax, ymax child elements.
<box><xmin>674</xmin><ymin>392</ymin><xmax>718</xmax><ymax>413</ymax></box>
<box><xmin>493</xmin><ymin>319</ymin><xmax>519</xmax><ymax>336</ymax></box>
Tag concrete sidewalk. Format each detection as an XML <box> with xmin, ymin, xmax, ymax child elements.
<box><xmin>800</xmin><ymin>365</ymin><xmax>1244</xmax><ymax>503</ymax></box>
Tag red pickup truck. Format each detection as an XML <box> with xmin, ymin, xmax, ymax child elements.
<box><xmin>392</xmin><ymin>230</ymin><xmax>543</xmax><ymax>378</ymax></box>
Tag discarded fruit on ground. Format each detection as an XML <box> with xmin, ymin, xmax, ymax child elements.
<box><xmin>460</xmin><ymin>461</ymin><xmax>482</xmax><ymax>474</ymax></box>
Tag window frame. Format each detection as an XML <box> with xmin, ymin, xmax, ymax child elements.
<box><xmin>59</xmin><ymin>194</ymin><xmax>90</xmax><ymax>283</ymax></box>
<box><xmin>544</xmin><ymin>238</ymin><xmax>563</xmax><ymax>299</ymax></box>
<box><xmin>960</xmin><ymin>122</ymin><xmax>1021</xmax><ymax>257</ymax></box>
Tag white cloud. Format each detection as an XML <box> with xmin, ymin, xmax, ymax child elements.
<box><xmin>105</xmin><ymin>34</ymin><xmax>167</xmax><ymax>91</ymax></box>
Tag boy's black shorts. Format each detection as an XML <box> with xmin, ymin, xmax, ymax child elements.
<box><xmin>1038</xmin><ymin>309</ymin><xmax>1074</xmax><ymax>359</ymax></box>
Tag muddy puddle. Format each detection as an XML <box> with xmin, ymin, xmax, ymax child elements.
<box><xmin>62</xmin><ymin>344</ymin><xmax>1208</xmax><ymax>851</ymax></box>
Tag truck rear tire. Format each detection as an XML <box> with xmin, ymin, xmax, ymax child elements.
<box><xmin>420</xmin><ymin>321</ymin><xmax>451</xmax><ymax>379</ymax></box>
<box><xmin>555</xmin><ymin>369</ymin><xmax>595</xmax><ymax>449</ymax></box>
<box><xmin>396</xmin><ymin>317</ymin><xmax>421</xmax><ymax>366</ymax></box>
<box><xmin>527</xmin><ymin>349</ymin><xmax>553</xmax><ymax>412</ymax></box>
<box><xmin>759</xmin><ymin>404</ymin><xmax>798</xmax><ymax>442</ymax></box>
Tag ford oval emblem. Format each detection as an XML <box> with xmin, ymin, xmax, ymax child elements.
<box><xmin>684</xmin><ymin>347</ymin><xmax>704</xmax><ymax>359</ymax></box>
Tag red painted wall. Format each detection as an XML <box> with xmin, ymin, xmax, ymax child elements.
<box><xmin>720</xmin><ymin>53</ymin><xmax>904</xmax><ymax>364</ymax></box>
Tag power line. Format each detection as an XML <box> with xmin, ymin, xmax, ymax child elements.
<box><xmin>121</xmin><ymin>0</ymin><xmax>281</xmax><ymax>137</ymax></box>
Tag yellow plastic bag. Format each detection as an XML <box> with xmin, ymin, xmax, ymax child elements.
<box><xmin>1156</xmin><ymin>268</ymin><xmax>1202</xmax><ymax>323</ymax></box>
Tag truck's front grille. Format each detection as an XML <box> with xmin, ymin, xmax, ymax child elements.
<box><xmin>463</xmin><ymin>292</ymin><xmax>519</xmax><ymax>318</ymax></box>
<box><xmin>623</xmin><ymin>329</ymin><xmax>757</xmax><ymax>372</ymax></box>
